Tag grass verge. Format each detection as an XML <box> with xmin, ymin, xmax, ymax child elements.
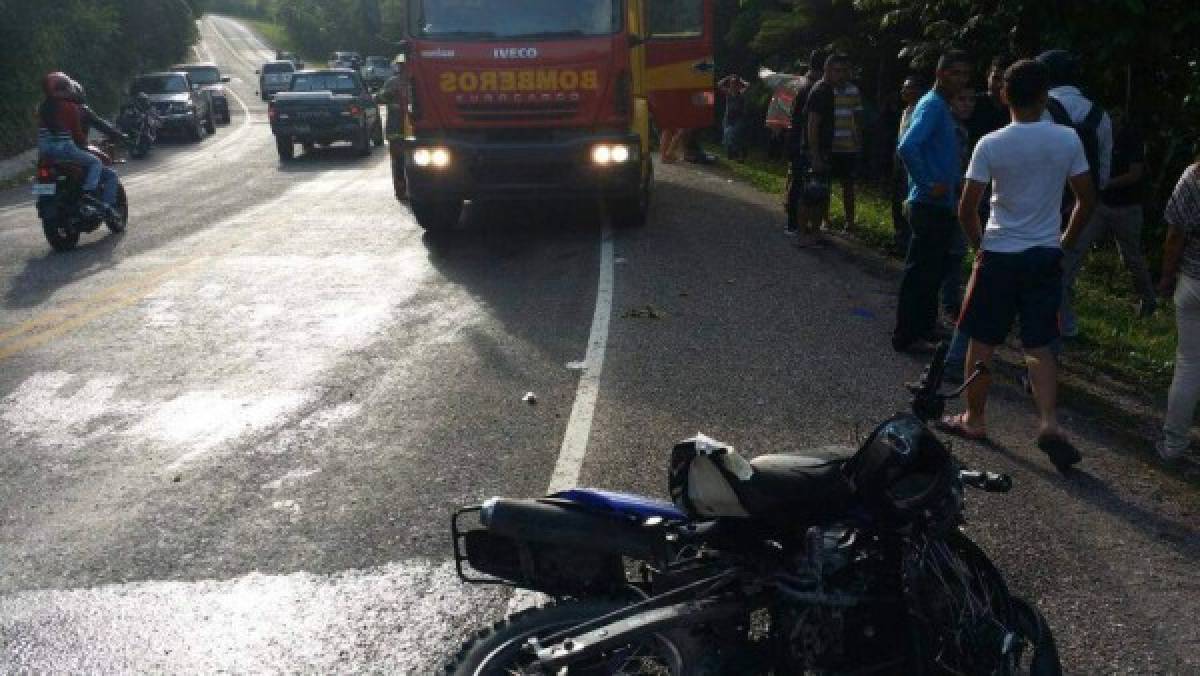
<box><xmin>705</xmin><ymin>142</ymin><xmax>1177</xmax><ymax>397</ymax></box>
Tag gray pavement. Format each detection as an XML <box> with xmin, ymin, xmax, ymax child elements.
<box><xmin>1</xmin><ymin>15</ymin><xmax>1197</xmax><ymax>675</ymax></box>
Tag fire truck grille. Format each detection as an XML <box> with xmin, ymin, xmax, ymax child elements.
<box><xmin>457</xmin><ymin>101</ymin><xmax>580</xmax><ymax>121</ymax></box>
<box><xmin>472</xmin><ymin>162</ymin><xmax>573</xmax><ymax>186</ymax></box>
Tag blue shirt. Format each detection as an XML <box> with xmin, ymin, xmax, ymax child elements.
<box><xmin>898</xmin><ymin>89</ymin><xmax>962</xmax><ymax>210</ymax></box>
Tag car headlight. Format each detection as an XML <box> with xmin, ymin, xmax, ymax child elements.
<box><xmin>591</xmin><ymin>143</ymin><xmax>633</xmax><ymax>165</ymax></box>
<box><xmin>413</xmin><ymin>147</ymin><xmax>451</xmax><ymax>169</ymax></box>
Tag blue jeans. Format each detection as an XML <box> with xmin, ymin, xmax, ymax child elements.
<box><xmin>38</xmin><ymin>138</ymin><xmax>117</xmax><ymax>206</ymax></box>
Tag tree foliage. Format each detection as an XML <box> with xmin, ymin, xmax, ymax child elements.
<box><xmin>0</xmin><ymin>0</ymin><xmax>199</xmax><ymax>155</ymax></box>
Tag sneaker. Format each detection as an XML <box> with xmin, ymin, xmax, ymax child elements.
<box><xmin>1155</xmin><ymin>438</ymin><xmax>1187</xmax><ymax>461</ymax></box>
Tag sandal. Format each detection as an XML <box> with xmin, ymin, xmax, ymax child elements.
<box><xmin>1037</xmin><ymin>433</ymin><xmax>1081</xmax><ymax>473</ymax></box>
<box><xmin>936</xmin><ymin>413</ymin><xmax>988</xmax><ymax>442</ymax></box>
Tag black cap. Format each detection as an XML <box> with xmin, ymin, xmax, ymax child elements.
<box><xmin>1036</xmin><ymin>49</ymin><xmax>1079</xmax><ymax>86</ymax></box>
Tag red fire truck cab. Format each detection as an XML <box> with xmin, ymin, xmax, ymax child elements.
<box><xmin>395</xmin><ymin>0</ymin><xmax>715</xmax><ymax>231</ymax></box>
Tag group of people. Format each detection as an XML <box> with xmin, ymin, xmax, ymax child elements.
<box><xmin>741</xmin><ymin>47</ymin><xmax>1200</xmax><ymax>468</ymax></box>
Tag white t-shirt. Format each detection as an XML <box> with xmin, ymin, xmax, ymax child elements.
<box><xmin>966</xmin><ymin>120</ymin><xmax>1089</xmax><ymax>253</ymax></box>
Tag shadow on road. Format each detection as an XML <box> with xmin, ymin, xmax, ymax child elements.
<box><xmin>274</xmin><ymin>146</ymin><xmax>389</xmax><ymax>173</ymax></box>
<box><xmin>4</xmin><ymin>230</ymin><xmax>126</xmax><ymax>309</ymax></box>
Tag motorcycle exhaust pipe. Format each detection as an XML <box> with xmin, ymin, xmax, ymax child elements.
<box><xmin>481</xmin><ymin>497</ymin><xmax>667</xmax><ymax>561</ymax></box>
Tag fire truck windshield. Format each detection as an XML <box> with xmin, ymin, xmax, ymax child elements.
<box><xmin>414</xmin><ymin>0</ymin><xmax>621</xmax><ymax>40</ymax></box>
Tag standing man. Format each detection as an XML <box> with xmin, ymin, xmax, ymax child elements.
<box><xmin>805</xmin><ymin>53</ymin><xmax>854</xmax><ymax>235</ymax></box>
<box><xmin>829</xmin><ymin>58</ymin><xmax>864</xmax><ymax>232</ymax></box>
<box><xmin>891</xmin><ymin>76</ymin><xmax>925</xmax><ymax>254</ymax></box>
<box><xmin>1066</xmin><ymin>108</ymin><xmax>1157</xmax><ymax>317</ymax></box>
<box><xmin>948</xmin><ymin>59</ymin><xmax>1095</xmax><ymax>473</ymax></box>
<box><xmin>718</xmin><ymin>74</ymin><xmax>749</xmax><ymax>160</ymax></box>
<box><xmin>892</xmin><ymin>50</ymin><xmax>971</xmax><ymax>352</ymax></box>
<box><xmin>375</xmin><ymin>56</ymin><xmax>410</xmax><ymax>202</ymax></box>
<box><xmin>783</xmin><ymin>50</ymin><xmax>824</xmax><ymax>242</ymax></box>
<box><xmin>968</xmin><ymin>56</ymin><xmax>1013</xmax><ymax>146</ymax></box>
<box><xmin>1038</xmin><ymin>49</ymin><xmax>1113</xmax><ymax>338</ymax></box>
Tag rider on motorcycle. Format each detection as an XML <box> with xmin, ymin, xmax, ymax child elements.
<box><xmin>36</xmin><ymin>72</ymin><xmax>123</xmax><ymax>218</ymax></box>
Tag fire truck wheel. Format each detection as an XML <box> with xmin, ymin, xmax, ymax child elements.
<box><xmin>411</xmin><ymin>199</ymin><xmax>462</xmax><ymax>232</ymax></box>
<box><xmin>608</xmin><ymin>166</ymin><xmax>652</xmax><ymax>228</ymax></box>
<box><xmin>276</xmin><ymin>136</ymin><xmax>295</xmax><ymax>161</ymax></box>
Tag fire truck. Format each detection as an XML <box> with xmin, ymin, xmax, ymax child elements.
<box><xmin>393</xmin><ymin>0</ymin><xmax>715</xmax><ymax>231</ymax></box>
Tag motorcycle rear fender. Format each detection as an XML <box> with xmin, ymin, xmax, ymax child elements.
<box><xmin>532</xmin><ymin>597</ymin><xmax>745</xmax><ymax>671</ymax></box>
<box><xmin>36</xmin><ymin>196</ymin><xmax>59</xmax><ymax>221</ymax></box>
<box><xmin>451</xmin><ymin>497</ymin><xmax>672</xmax><ymax>595</ymax></box>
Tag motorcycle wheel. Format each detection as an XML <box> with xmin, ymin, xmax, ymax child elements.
<box><xmin>446</xmin><ymin>600</ymin><xmax>696</xmax><ymax>676</ymax></box>
<box><xmin>43</xmin><ymin>215</ymin><xmax>79</xmax><ymax>252</ymax></box>
<box><xmin>204</xmin><ymin>112</ymin><xmax>217</xmax><ymax>135</ymax></box>
<box><xmin>106</xmin><ymin>185</ymin><xmax>128</xmax><ymax>233</ymax></box>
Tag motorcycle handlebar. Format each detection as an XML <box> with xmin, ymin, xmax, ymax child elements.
<box><xmin>959</xmin><ymin>470</ymin><xmax>1012</xmax><ymax>493</ymax></box>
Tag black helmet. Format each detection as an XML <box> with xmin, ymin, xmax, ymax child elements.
<box><xmin>843</xmin><ymin>414</ymin><xmax>958</xmax><ymax>526</ymax></box>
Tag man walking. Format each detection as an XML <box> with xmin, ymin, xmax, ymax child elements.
<box><xmin>892</xmin><ymin>51</ymin><xmax>972</xmax><ymax>352</ymax></box>
<box><xmin>947</xmin><ymin>59</ymin><xmax>1096</xmax><ymax>473</ymax></box>
<box><xmin>1038</xmin><ymin>49</ymin><xmax>1113</xmax><ymax>338</ymax></box>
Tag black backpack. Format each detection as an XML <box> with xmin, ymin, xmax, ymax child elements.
<box><xmin>1045</xmin><ymin>96</ymin><xmax>1105</xmax><ymax>190</ymax></box>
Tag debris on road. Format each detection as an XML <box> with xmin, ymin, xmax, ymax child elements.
<box><xmin>625</xmin><ymin>305</ymin><xmax>663</xmax><ymax>319</ymax></box>
<box><xmin>522</xmin><ymin>392</ymin><xmax>538</xmax><ymax>405</ymax></box>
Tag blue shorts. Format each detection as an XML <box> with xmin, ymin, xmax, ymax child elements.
<box><xmin>959</xmin><ymin>247</ymin><xmax>1063</xmax><ymax>349</ymax></box>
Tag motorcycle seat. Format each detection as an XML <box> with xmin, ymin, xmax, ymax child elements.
<box><xmin>734</xmin><ymin>453</ymin><xmax>855</xmax><ymax>521</ymax></box>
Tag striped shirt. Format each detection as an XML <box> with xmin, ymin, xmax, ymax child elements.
<box><xmin>831</xmin><ymin>83</ymin><xmax>863</xmax><ymax>154</ymax></box>
<box><xmin>1165</xmin><ymin>165</ymin><xmax>1200</xmax><ymax>279</ymax></box>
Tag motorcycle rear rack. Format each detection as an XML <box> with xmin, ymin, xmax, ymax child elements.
<box><xmin>451</xmin><ymin>505</ymin><xmax>517</xmax><ymax>587</ymax></box>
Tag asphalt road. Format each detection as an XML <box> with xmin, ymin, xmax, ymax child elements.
<box><xmin>1</xmin><ymin>16</ymin><xmax>1198</xmax><ymax>675</ymax></box>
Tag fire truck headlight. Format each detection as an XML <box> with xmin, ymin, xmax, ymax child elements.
<box><xmin>413</xmin><ymin>147</ymin><xmax>451</xmax><ymax>169</ymax></box>
<box><xmin>591</xmin><ymin>144</ymin><xmax>632</xmax><ymax>166</ymax></box>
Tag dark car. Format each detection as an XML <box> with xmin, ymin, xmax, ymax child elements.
<box><xmin>268</xmin><ymin>69</ymin><xmax>383</xmax><ymax>161</ymax></box>
<box><xmin>257</xmin><ymin>60</ymin><xmax>296</xmax><ymax>102</ymax></box>
<box><xmin>129</xmin><ymin>72</ymin><xmax>214</xmax><ymax>141</ymax></box>
<box><xmin>362</xmin><ymin>56</ymin><xmax>391</xmax><ymax>89</ymax></box>
<box><xmin>171</xmin><ymin>63</ymin><xmax>231</xmax><ymax>124</ymax></box>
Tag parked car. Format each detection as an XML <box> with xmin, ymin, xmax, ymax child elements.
<box><xmin>257</xmin><ymin>60</ymin><xmax>296</xmax><ymax>102</ymax></box>
<box><xmin>327</xmin><ymin>51</ymin><xmax>362</xmax><ymax>70</ymax></box>
<box><xmin>275</xmin><ymin>50</ymin><xmax>305</xmax><ymax>69</ymax></box>
<box><xmin>268</xmin><ymin>69</ymin><xmax>383</xmax><ymax>161</ymax></box>
<box><xmin>362</xmin><ymin>56</ymin><xmax>391</xmax><ymax>89</ymax></box>
<box><xmin>171</xmin><ymin>62</ymin><xmax>231</xmax><ymax>124</ymax></box>
<box><xmin>129</xmin><ymin>72</ymin><xmax>214</xmax><ymax>141</ymax></box>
